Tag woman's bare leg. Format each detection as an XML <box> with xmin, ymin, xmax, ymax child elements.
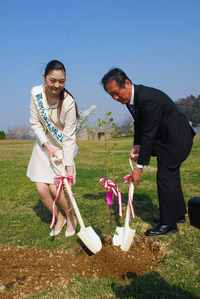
<box><xmin>36</xmin><ymin>182</ymin><xmax>66</xmax><ymax>232</ymax></box>
<box><xmin>49</xmin><ymin>185</ymin><xmax>76</xmax><ymax>232</ymax></box>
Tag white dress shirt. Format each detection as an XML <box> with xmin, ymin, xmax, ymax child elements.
<box><xmin>130</xmin><ymin>85</ymin><xmax>144</xmax><ymax>169</ymax></box>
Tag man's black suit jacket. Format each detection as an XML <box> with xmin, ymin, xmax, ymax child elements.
<box><xmin>127</xmin><ymin>84</ymin><xmax>196</xmax><ymax>168</ymax></box>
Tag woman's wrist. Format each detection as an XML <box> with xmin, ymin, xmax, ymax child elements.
<box><xmin>43</xmin><ymin>142</ymin><xmax>50</xmax><ymax>149</ymax></box>
<box><xmin>66</xmin><ymin>165</ymin><xmax>73</xmax><ymax>177</ymax></box>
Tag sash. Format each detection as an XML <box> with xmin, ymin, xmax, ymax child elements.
<box><xmin>31</xmin><ymin>84</ymin><xmax>78</xmax><ymax>158</ymax></box>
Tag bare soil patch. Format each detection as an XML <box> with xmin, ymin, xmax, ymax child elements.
<box><xmin>0</xmin><ymin>235</ymin><xmax>164</xmax><ymax>298</ymax></box>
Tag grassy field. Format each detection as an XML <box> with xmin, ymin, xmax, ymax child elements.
<box><xmin>0</xmin><ymin>136</ymin><xmax>199</xmax><ymax>298</ymax></box>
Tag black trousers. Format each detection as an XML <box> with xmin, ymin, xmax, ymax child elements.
<box><xmin>156</xmin><ymin>159</ymin><xmax>187</xmax><ymax>225</ymax></box>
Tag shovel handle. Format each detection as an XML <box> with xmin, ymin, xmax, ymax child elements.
<box><xmin>124</xmin><ymin>181</ymin><xmax>135</xmax><ymax>228</ymax></box>
<box><xmin>129</xmin><ymin>155</ymin><xmax>138</xmax><ymax>171</ymax></box>
<box><xmin>124</xmin><ymin>157</ymin><xmax>137</xmax><ymax>227</ymax></box>
<box><xmin>51</xmin><ymin>156</ymin><xmax>65</xmax><ymax>175</ymax></box>
<box><xmin>50</xmin><ymin>157</ymin><xmax>86</xmax><ymax>231</ymax></box>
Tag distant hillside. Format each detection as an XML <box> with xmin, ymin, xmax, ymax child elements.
<box><xmin>175</xmin><ymin>95</ymin><xmax>200</xmax><ymax>125</ymax></box>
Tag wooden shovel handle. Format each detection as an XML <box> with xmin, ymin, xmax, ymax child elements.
<box><xmin>51</xmin><ymin>156</ymin><xmax>65</xmax><ymax>176</ymax></box>
<box><xmin>129</xmin><ymin>155</ymin><xmax>138</xmax><ymax>171</ymax></box>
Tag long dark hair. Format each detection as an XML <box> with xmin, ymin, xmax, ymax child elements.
<box><xmin>44</xmin><ymin>60</ymin><xmax>79</xmax><ymax>119</ymax></box>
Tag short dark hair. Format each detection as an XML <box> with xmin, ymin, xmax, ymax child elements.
<box><xmin>101</xmin><ymin>68</ymin><xmax>132</xmax><ymax>91</ymax></box>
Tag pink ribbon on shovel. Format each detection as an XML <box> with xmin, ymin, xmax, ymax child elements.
<box><xmin>124</xmin><ymin>174</ymin><xmax>136</xmax><ymax>219</ymax></box>
<box><xmin>98</xmin><ymin>178</ymin><xmax>123</xmax><ymax>217</ymax></box>
<box><xmin>49</xmin><ymin>176</ymin><xmax>73</xmax><ymax>228</ymax></box>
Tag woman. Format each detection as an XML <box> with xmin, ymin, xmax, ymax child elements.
<box><xmin>27</xmin><ymin>60</ymin><xmax>78</xmax><ymax>237</ymax></box>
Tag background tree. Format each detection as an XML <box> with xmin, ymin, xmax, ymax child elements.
<box><xmin>175</xmin><ymin>95</ymin><xmax>200</xmax><ymax>125</ymax></box>
<box><xmin>121</xmin><ymin>114</ymin><xmax>134</xmax><ymax>135</ymax></box>
<box><xmin>0</xmin><ymin>131</ymin><xmax>6</xmax><ymax>140</ymax></box>
<box><xmin>5</xmin><ymin>105</ymin><xmax>97</xmax><ymax>140</ymax></box>
<box><xmin>6</xmin><ymin>125</ymin><xmax>31</xmax><ymax>140</ymax></box>
<box><xmin>115</xmin><ymin>114</ymin><xmax>134</xmax><ymax>137</ymax></box>
<box><xmin>76</xmin><ymin>105</ymin><xmax>96</xmax><ymax>138</ymax></box>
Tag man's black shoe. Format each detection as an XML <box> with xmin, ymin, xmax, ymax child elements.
<box><xmin>153</xmin><ymin>216</ymin><xmax>186</xmax><ymax>224</ymax></box>
<box><xmin>145</xmin><ymin>223</ymin><xmax>178</xmax><ymax>236</ymax></box>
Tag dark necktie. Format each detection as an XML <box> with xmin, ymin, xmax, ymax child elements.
<box><xmin>126</xmin><ymin>103</ymin><xmax>135</xmax><ymax>118</ymax></box>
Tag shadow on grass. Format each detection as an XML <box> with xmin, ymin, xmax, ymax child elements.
<box><xmin>33</xmin><ymin>201</ymin><xmax>52</xmax><ymax>224</ymax></box>
<box><xmin>112</xmin><ymin>271</ymin><xmax>199</xmax><ymax>299</ymax></box>
<box><xmin>83</xmin><ymin>191</ymin><xmax>122</xmax><ymax>227</ymax></box>
<box><xmin>82</xmin><ymin>191</ymin><xmax>159</xmax><ymax>226</ymax></box>
<box><xmin>133</xmin><ymin>193</ymin><xmax>159</xmax><ymax>224</ymax></box>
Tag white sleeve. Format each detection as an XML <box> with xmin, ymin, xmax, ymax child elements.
<box><xmin>62</xmin><ymin>97</ymin><xmax>77</xmax><ymax>166</ymax></box>
<box><xmin>29</xmin><ymin>97</ymin><xmax>49</xmax><ymax>146</ymax></box>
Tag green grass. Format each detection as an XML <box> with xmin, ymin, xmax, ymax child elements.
<box><xmin>0</xmin><ymin>137</ymin><xmax>200</xmax><ymax>298</ymax></box>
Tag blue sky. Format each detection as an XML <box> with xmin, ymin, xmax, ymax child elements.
<box><xmin>1</xmin><ymin>0</ymin><xmax>200</xmax><ymax>132</ymax></box>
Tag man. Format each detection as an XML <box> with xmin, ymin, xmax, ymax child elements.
<box><xmin>101</xmin><ymin>68</ymin><xmax>196</xmax><ymax>236</ymax></box>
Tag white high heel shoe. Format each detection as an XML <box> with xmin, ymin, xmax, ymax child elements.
<box><xmin>49</xmin><ymin>218</ymin><xmax>67</xmax><ymax>237</ymax></box>
<box><xmin>65</xmin><ymin>218</ymin><xmax>77</xmax><ymax>237</ymax></box>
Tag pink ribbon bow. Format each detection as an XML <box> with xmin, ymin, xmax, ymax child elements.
<box><xmin>50</xmin><ymin>176</ymin><xmax>73</xmax><ymax>228</ymax></box>
<box><xmin>98</xmin><ymin>178</ymin><xmax>123</xmax><ymax>217</ymax></box>
<box><xmin>124</xmin><ymin>174</ymin><xmax>136</xmax><ymax>219</ymax></box>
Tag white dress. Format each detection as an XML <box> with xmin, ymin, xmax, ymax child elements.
<box><xmin>27</xmin><ymin>88</ymin><xmax>77</xmax><ymax>184</ymax></box>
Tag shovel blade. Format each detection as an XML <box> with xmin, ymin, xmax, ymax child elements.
<box><xmin>120</xmin><ymin>226</ymin><xmax>136</xmax><ymax>251</ymax></box>
<box><xmin>113</xmin><ymin>227</ymin><xmax>125</xmax><ymax>246</ymax></box>
<box><xmin>77</xmin><ymin>226</ymin><xmax>102</xmax><ymax>254</ymax></box>
<box><xmin>113</xmin><ymin>226</ymin><xmax>136</xmax><ymax>251</ymax></box>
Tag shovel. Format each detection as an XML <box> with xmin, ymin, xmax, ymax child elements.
<box><xmin>51</xmin><ymin>157</ymin><xmax>102</xmax><ymax>254</ymax></box>
<box><xmin>113</xmin><ymin>157</ymin><xmax>137</xmax><ymax>251</ymax></box>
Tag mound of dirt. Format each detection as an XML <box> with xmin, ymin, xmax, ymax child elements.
<box><xmin>0</xmin><ymin>235</ymin><xmax>164</xmax><ymax>298</ymax></box>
